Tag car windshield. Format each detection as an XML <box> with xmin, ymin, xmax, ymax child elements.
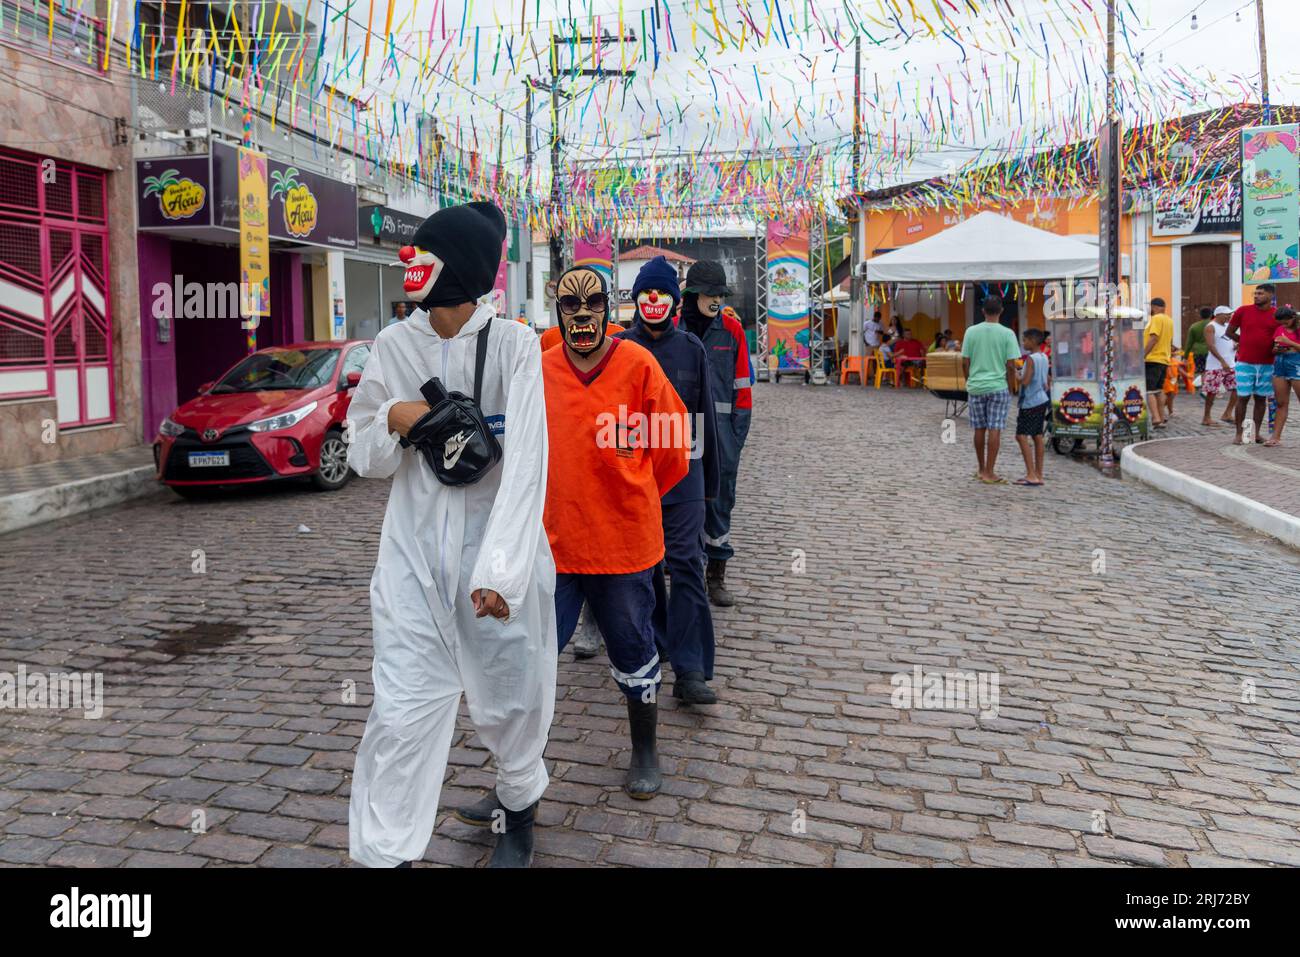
<box><xmin>210</xmin><ymin>349</ymin><xmax>340</xmax><ymax>393</ymax></box>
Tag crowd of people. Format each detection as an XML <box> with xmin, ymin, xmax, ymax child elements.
<box><xmin>1144</xmin><ymin>285</ymin><xmax>1300</xmax><ymax>446</ymax></box>
<box><xmin>343</xmin><ymin>202</ymin><xmax>753</xmax><ymax>869</ymax></box>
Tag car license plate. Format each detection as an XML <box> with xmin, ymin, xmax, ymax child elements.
<box><xmin>188</xmin><ymin>451</ymin><xmax>230</xmax><ymax>468</ymax></box>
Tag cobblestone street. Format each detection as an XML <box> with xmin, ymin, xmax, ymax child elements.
<box><xmin>2</xmin><ymin>382</ymin><xmax>1299</xmax><ymax>868</ymax></box>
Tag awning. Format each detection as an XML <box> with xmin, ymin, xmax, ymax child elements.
<box><xmin>865</xmin><ymin>211</ymin><xmax>1107</xmax><ymax>282</ymax></box>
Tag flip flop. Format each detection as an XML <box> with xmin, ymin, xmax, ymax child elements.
<box><xmin>1013</xmin><ymin>478</ymin><xmax>1044</xmax><ymax>486</ymax></box>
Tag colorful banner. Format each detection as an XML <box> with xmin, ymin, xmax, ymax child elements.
<box><xmin>576</xmin><ymin>154</ymin><xmax>823</xmax><ymax>213</ymax></box>
<box><xmin>574</xmin><ymin>229</ymin><xmax>614</xmax><ymax>286</ymax></box>
<box><xmin>237</xmin><ymin>147</ymin><xmax>270</xmax><ymax>324</ymax></box>
<box><xmin>766</xmin><ymin>219</ymin><xmax>810</xmax><ymax>371</ymax></box>
<box><xmin>1241</xmin><ymin>124</ymin><xmax>1300</xmax><ymax>284</ymax></box>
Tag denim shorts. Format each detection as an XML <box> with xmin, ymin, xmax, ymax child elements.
<box><xmin>1274</xmin><ymin>352</ymin><xmax>1300</xmax><ymax>381</ymax></box>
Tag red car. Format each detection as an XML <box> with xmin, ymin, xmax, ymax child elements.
<box><xmin>154</xmin><ymin>340</ymin><xmax>373</xmax><ymax>497</ymax></box>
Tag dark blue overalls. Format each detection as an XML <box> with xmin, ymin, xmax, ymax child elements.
<box><xmin>622</xmin><ymin>319</ymin><xmax>720</xmax><ymax>679</ymax></box>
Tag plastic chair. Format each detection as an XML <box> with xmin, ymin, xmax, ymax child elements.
<box><xmin>873</xmin><ymin>351</ymin><xmax>898</xmax><ymax>388</ymax></box>
<box><xmin>839</xmin><ymin>355</ymin><xmax>866</xmax><ymax>385</ymax></box>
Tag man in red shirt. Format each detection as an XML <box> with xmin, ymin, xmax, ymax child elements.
<box><xmin>892</xmin><ymin>329</ymin><xmax>926</xmax><ymax>385</ymax></box>
<box><xmin>1227</xmin><ymin>284</ymin><xmax>1279</xmax><ymax>445</ymax></box>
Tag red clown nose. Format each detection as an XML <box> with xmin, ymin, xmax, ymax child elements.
<box><xmin>648</xmin><ymin>292</ymin><xmax>658</xmax><ymax>302</ymax></box>
<box><xmin>398</xmin><ymin>245</ymin><xmax>416</xmax><ymax>264</ymax></box>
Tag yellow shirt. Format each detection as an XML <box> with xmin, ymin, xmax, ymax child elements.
<box><xmin>1144</xmin><ymin>312</ymin><xmax>1173</xmax><ymax>365</ymax></box>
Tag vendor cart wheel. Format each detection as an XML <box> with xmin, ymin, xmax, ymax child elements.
<box><xmin>1051</xmin><ymin>437</ymin><xmax>1067</xmax><ymax>455</ymax></box>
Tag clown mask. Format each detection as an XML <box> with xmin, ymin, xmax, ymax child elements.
<box><xmin>394</xmin><ymin>245</ymin><xmax>445</xmax><ymax>301</ymax></box>
<box><xmin>636</xmin><ymin>289</ymin><xmax>675</xmax><ymax>328</ymax></box>
<box><xmin>556</xmin><ymin>268</ymin><xmax>609</xmax><ymax>356</ymax></box>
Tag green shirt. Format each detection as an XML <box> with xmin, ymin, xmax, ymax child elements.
<box><xmin>1184</xmin><ymin>319</ymin><xmax>1209</xmax><ymax>357</ymax></box>
<box><xmin>961</xmin><ymin>321</ymin><xmax>1021</xmax><ymax>396</ymax></box>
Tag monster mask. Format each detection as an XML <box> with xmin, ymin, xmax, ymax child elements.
<box><xmin>556</xmin><ymin>267</ymin><xmax>610</xmax><ymax>356</ymax></box>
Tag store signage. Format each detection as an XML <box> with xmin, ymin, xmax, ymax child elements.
<box><xmin>1153</xmin><ymin>185</ymin><xmax>1242</xmax><ymax>236</ymax></box>
<box><xmin>136</xmin><ymin>157</ymin><xmax>212</xmax><ymax>228</ymax></box>
<box><xmin>212</xmin><ymin>141</ymin><xmax>357</xmax><ymax>249</ymax></box>
<box><xmin>360</xmin><ymin>205</ymin><xmax>425</xmax><ymax>246</ymax></box>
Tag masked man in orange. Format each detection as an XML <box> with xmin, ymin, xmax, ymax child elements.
<box><xmin>543</xmin><ymin>265</ymin><xmax>689</xmax><ymax>796</ymax></box>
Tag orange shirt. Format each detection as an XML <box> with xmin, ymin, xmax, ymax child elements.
<box><xmin>542</xmin><ymin>338</ymin><xmax>690</xmax><ymax>574</ymax></box>
<box><xmin>539</xmin><ymin>322</ymin><xmax>624</xmax><ymax>352</ymax></box>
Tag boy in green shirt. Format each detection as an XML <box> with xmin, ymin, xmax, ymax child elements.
<box><xmin>961</xmin><ymin>296</ymin><xmax>1022</xmax><ymax>484</ymax></box>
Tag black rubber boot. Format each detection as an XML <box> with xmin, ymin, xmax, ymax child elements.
<box><xmin>674</xmin><ymin>671</ymin><xmax>718</xmax><ymax>705</ymax></box>
<box><xmin>487</xmin><ymin>800</ymin><xmax>537</xmax><ymax>868</ymax></box>
<box><xmin>624</xmin><ymin>697</ymin><xmax>663</xmax><ymax>799</ymax></box>
<box><xmin>452</xmin><ymin>788</ymin><xmax>502</xmax><ymax>827</ymax></box>
<box><xmin>706</xmin><ymin>559</ymin><xmax>735</xmax><ymax>607</ymax></box>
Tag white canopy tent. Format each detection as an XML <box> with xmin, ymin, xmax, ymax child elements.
<box><xmin>865</xmin><ymin>211</ymin><xmax>1110</xmax><ymax>282</ymax></box>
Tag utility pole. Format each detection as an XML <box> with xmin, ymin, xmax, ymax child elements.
<box><xmin>849</xmin><ymin>33</ymin><xmax>863</xmax><ymax>361</ymax></box>
<box><xmin>1098</xmin><ymin>0</ymin><xmax>1122</xmax><ymax>471</ymax></box>
<box><xmin>1256</xmin><ymin>0</ymin><xmax>1270</xmax><ymax>123</ymax></box>
<box><xmin>545</xmin><ymin>30</ymin><xmax>637</xmax><ymax>280</ymax></box>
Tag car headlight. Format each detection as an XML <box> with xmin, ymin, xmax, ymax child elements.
<box><xmin>159</xmin><ymin>417</ymin><xmax>185</xmax><ymax>437</ymax></box>
<box><xmin>247</xmin><ymin>400</ymin><xmax>318</xmax><ymax>433</ymax></box>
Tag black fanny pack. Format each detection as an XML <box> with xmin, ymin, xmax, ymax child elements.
<box><xmin>400</xmin><ymin>322</ymin><xmax>502</xmax><ymax>486</ymax></box>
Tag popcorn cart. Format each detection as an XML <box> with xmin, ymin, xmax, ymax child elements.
<box><xmin>1047</xmin><ymin>305</ymin><xmax>1150</xmax><ymax>455</ymax></box>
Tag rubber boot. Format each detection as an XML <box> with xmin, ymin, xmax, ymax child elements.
<box><xmin>706</xmin><ymin>559</ymin><xmax>735</xmax><ymax>607</ymax></box>
<box><xmin>487</xmin><ymin>800</ymin><xmax>537</xmax><ymax>868</ymax></box>
<box><xmin>624</xmin><ymin>697</ymin><xmax>663</xmax><ymax>799</ymax></box>
<box><xmin>452</xmin><ymin>788</ymin><xmax>502</xmax><ymax>827</ymax></box>
<box><xmin>674</xmin><ymin>670</ymin><xmax>718</xmax><ymax>705</ymax></box>
<box><xmin>571</xmin><ymin>610</ymin><xmax>603</xmax><ymax>660</ymax></box>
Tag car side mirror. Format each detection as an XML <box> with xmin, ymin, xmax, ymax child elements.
<box><xmin>343</xmin><ymin>371</ymin><xmax>362</xmax><ymax>390</ymax></box>
<box><xmin>198</xmin><ymin>381</ymin><xmax>214</xmax><ymax>394</ymax></box>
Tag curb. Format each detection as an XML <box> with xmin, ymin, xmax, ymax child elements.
<box><xmin>1121</xmin><ymin>440</ymin><xmax>1300</xmax><ymax>551</ymax></box>
<box><xmin>0</xmin><ymin>466</ymin><xmax>163</xmax><ymax>536</ymax></box>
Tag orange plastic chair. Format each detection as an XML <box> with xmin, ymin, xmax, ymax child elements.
<box><xmin>839</xmin><ymin>355</ymin><xmax>866</xmax><ymax>385</ymax></box>
<box><xmin>873</xmin><ymin>350</ymin><xmax>898</xmax><ymax>388</ymax></box>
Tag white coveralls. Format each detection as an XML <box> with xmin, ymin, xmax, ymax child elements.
<box><xmin>346</xmin><ymin>303</ymin><xmax>557</xmax><ymax>868</ymax></box>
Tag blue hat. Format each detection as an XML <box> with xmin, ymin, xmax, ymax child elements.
<box><xmin>632</xmin><ymin>255</ymin><xmax>681</xmax><ymax>314</ymax></box>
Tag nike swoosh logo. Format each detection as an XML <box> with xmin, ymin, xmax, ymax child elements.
<box><xmin>442</xmin><ymin>430</ymin><xmax>472</xmax><ymax>469</ymax></box>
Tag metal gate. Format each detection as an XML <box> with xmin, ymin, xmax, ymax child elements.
<box><xmin>0</xmin><ymin>147</ymin><xmax>113</xmax><ymax>427</ymax></box>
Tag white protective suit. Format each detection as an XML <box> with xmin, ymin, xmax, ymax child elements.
<box><xmin>346</xmin><ymin>302</ymin><xmax>557</xmax><ymax>869</ymax></box>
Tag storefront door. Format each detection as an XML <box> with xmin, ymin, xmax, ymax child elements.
<box><xmin>1181</xmin><ymin>244</ymin><xmax>1229</xmax><ymax>323</ymax></box>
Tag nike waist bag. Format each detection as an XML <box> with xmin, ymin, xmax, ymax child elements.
<box><xmin>400</xmin><ymin>322</ymin><xmax>503</xmax><ymax>486</ymax></box>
